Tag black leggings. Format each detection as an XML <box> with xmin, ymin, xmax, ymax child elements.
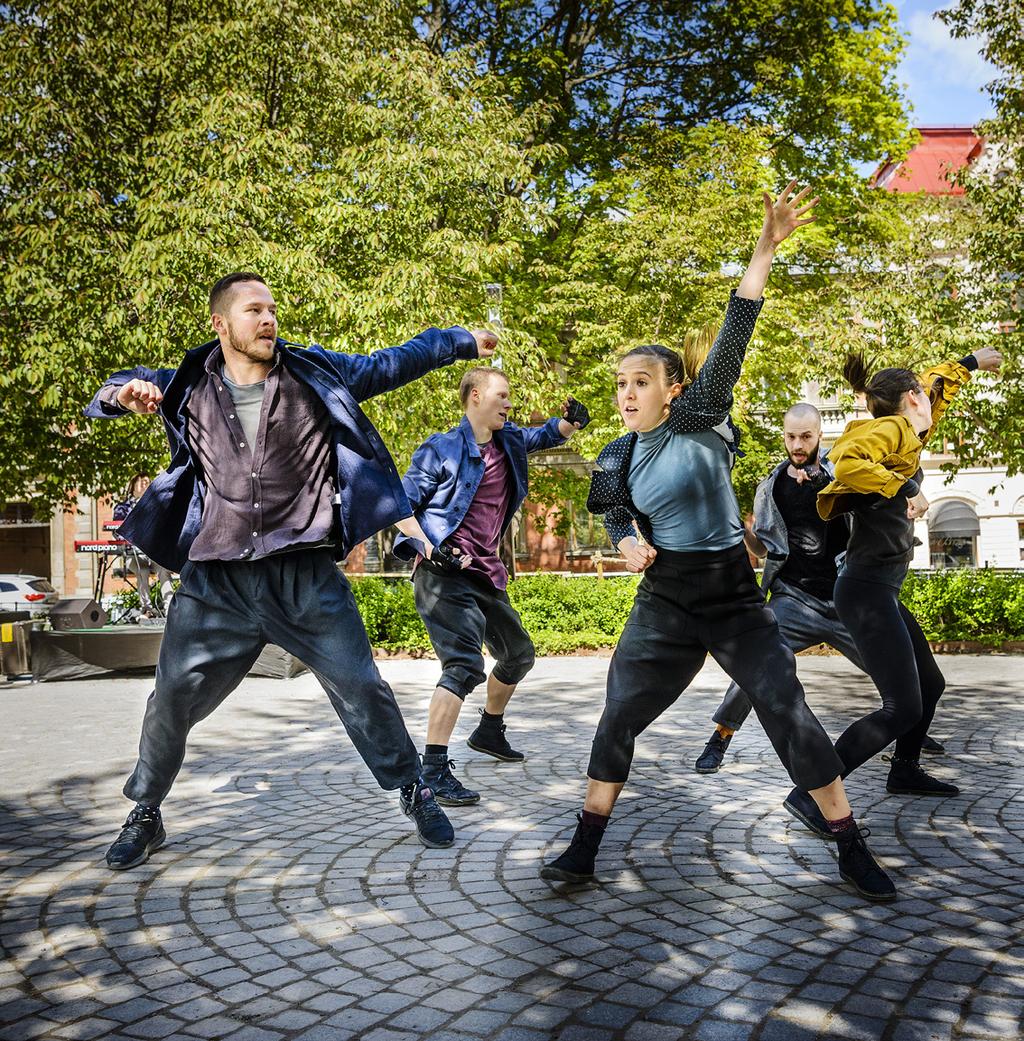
<box><xmin>832</xmin><ymin>573</ymin><xmax>946</xmax><ymax>775</ymax></box>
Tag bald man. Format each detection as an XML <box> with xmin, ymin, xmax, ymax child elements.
<box><xmin>694</xmin><ymin>403</ymin><xmax>944</xmax><ymax>777</ymax></box>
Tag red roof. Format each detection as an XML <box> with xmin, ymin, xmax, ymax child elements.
<box><xmin>873</xmin><ymin>127</ymin><xmax>984</xmax><ymax>195</ymax></box>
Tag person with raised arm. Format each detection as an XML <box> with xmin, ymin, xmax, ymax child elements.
<box><xmin>785</xmin><ymin>345</ymin><xmax>1003</xmax><ymax>815</ymax></box>
<box><xmin>85</xmin><ymin>272</ymin><xmax>497</xmax><ymax>868</ymax></box>
<box><xmin>393</xmin><ymin>367</ymin><xmax>590</xmax><ymax>805</ymax></box>
<box><xmin>540</xmin><ymin>185</ymin><xmax>899</xmax><ymax>902</ymax></box>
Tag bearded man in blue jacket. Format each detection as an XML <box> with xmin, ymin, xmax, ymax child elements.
<box><xmin>85</xmin><ymin>272</ymin><xmax>496</xmax><ymax>868</ymax></box>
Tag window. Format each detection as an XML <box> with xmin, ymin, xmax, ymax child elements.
<box><xmin>930</xmin><ymin>536</ymin><xmax>976</xmax><ymax>568</ymax></box>
<box><xmin>1019</xmin><ymin>521</ymin><xmax>1024</xmax><ymax>563</ymax></box>
<box><xmin>928</xmin><ymin>500</ymin><xmax>980</xmax><ymax>568</ymax></box>
<box><xmin>565</xmin><ymin>503</ymin><xmax>612</xmax><ymax>556</ymax></box>
<box><xmin>0</xmin><ymin>582</ymin><xmax>16</xmax><ymax>591</ymax></box>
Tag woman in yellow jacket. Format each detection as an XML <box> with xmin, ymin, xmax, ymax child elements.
<box><xmin>802</xmin><ymin>346</ymin><xmax>1002</xmax><ymax>810</ymax></box>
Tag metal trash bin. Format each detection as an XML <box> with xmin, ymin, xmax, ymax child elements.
<box><xmin>1</xmin><ymin>620</ymin><xmax>33</xmax><ymax>677</ymax></box>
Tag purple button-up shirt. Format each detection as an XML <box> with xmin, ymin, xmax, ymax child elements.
<box><xmin>100</xmin><ymin>347</ymin><xmax>335</xmax><ymax>561</ymax></box>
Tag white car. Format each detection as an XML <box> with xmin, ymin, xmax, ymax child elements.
<box><xmin>0</xmin><ymin>574</ymin><xmax>59</xmax><ymax>614</ymax></box>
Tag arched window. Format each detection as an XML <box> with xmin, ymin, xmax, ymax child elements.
<box><xmin>928</xmin><ymin>500</ymin><xmax>980</xmax><ymax>568</ymax></box>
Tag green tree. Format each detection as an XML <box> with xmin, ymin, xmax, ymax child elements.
<box><xmin>0</xmin><ymin>0</ymin><xmax>539</xmax><ymax>509</ymax></box>
<box><xmin>936</xmin><ymin>0</ymin><xmax>1024</xmax><ymax>476</ymax></box>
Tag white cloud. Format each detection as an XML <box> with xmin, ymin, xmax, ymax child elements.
<box><xmin>906</xmin><ymin>9</ymin><xmax>995</xmax><ymax>91</ymax></box>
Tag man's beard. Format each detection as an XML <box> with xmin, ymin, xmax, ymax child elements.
<box><xmin>788</xmin><ymin>443</ymin><xmax>820</xmax><ymax>468</ymax></box>
<box><xmin>227</xmin><ymin>325</ymin><xmax>275</xmax><ymax>361</ymax></box>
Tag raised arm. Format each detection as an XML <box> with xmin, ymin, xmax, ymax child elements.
<box><xmin>918</xmin><ymin>347</ymin><xmax>1002</xmax><ymax>445</ymax></box>
<box><xmin>320</xmin><ymin>327</ymin><xmax>495</xmax><ymax>402</ymax></box>
<box><xmin>83</xmin><ymin>366</ymin><xmax>176</xmax><ymax>419</ymax></box>
<box><xmin>669</xmin><ymin>182</ymin><xmax>819</xmax><ymax>433</ymax></box>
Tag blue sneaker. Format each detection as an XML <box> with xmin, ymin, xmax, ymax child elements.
<box><xmin>421</xmin><ymin>754</ymin><xmax>480</xmax><ymax>807</ymax></box>
<box><xmin>400</xmin><ymin>782</ymin><xmax>455</xmax><ymax>848</ymax></box>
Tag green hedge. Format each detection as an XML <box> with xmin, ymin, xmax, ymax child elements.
<box><xmin>900</xmin><ymin>569</ymin><xmax>1024</xmax><ymax>646</ymax></box>
<box><xmin>349</xmin><ymin>569</ymin><xmax>1024</xmax><ymax>654</ymax></box>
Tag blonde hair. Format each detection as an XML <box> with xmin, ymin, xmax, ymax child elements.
<box><xmin>680</xmin><ymin>324</ymin><xmax>717</xmax><ymax>386</ymax></box>
<box><xmin>459</xmin><ymin>366</ymin><xmax>508</xmax><ymax>408</ymax></box>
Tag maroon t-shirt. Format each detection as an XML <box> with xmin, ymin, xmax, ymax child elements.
<box><xmin>448</xmin><ymin>439</ymin><xmax>513</xmax><ymax>590</ymax></box>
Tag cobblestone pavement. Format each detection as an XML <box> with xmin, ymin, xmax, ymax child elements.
<box><xmin>1</xmin><ymin>654</ymin><xmax>1022</xmax><ymax>1041</ymax></box>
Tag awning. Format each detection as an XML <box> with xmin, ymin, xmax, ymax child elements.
<box><xmin>929</xmin><ymin>500</ymin><xmax>980</xmax><ymax>537</ymax></box>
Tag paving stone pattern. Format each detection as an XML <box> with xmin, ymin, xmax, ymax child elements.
<box><xmin>1</xmin><ymin>654</ymin><xmax>1022</xmax><ymax>1040</ymax></box>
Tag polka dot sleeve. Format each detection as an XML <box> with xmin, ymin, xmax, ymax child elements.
<box><xmin>667</xmin><ymin>291</ymin><xmax>764</xmax><ymax>434</ymax></box>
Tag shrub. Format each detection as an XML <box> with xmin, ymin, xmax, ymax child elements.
<box><xmin>348</xmin><ymin>569</ymin><xmax>1023</xmax><ymax>654</ymax></box>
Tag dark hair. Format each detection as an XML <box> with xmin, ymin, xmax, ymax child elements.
<box><xmin>459</xmin><ymin>366</ymin><xmax>508</xmax><ymax>408</ymax></box>
<box><xmin>209</xmin><ymin>272</ymin><xmax>267</xmax><ymax>315</ymax></box>
<box><xmin>620</xmin><ymin>344</ymin><xmax>685</xmax><ymax>385</ymax></box>
<box><xmin>843</xmin><ymin>352</ymin><xmax>923</xmax><ymax>417</ymax></box>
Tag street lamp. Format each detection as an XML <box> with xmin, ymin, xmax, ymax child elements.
<box><xmin>484</xmin><ymin>282</ymin><xmax>503</xmax><ymax>370</ymax></box>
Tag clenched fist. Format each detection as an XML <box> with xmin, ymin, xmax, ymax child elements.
<box><xmin>471</xmin><ymin>330</ymin><xmax>498</xmax><ymax>358</ymax></box>
<box><xmin>972</xmin><ymin>346</ymin><xmax>1003</xmax><ymax>373</ymax></box>
<box><xmin>907</xmin><ymin>491</ymin><xmax>930</xmax><ymax>520</ymax></box>
<box><xmin>620</xmin><ymin>539</ymin><xmax>657</xmax><ymax>574</ymax></box>
<box><xmin>116</xmin><ymin>379</ymin><xmax>164</xmax><ymax>414</ymax></box>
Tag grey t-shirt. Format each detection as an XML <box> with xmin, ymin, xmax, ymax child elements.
<box><xmin>221</xmin><ymin>371</ymin><xmax>266</xmax><ymax>446</ymax></box>
<box><xmin>627</xmin><ymin>421</ymin><xmax>743</xmax><ymax>552</ymax></box>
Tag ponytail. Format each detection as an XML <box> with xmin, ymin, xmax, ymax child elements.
<box><xmin>843</xmin><ymin>351</ymin><xmax>921</xmax><ymax>418</ymax></box>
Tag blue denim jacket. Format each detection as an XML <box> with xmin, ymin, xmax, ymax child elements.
<box><xmin>83</xmin><ymin>328</ymin><xmax>478</xmax><ymax>571</ymax></box>
<box><xmin>393</xmin><ymin>414</ymin><xmax>567</xmax><ymax>560</ymax></box>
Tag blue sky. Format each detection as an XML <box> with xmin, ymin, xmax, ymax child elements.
<box><xmin>895</xmin><ymin>0</ymin><xmax>995</xmax><ymax>126</ymax></box>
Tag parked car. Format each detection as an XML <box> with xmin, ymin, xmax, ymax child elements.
<box><xmin>0</xmin><ymin>574</ymin><xmax>59</xmax><ymax>614</ymax></box>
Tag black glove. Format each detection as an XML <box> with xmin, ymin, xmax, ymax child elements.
<box><xmin>565</xmin><ymin>396</ymin><xmax>591</xmax><ymax>429</ymax></box>
<box><xmin>431</xmin><ymin>542</ymin><xmax>464</xmax><ymax>572</ymax></box>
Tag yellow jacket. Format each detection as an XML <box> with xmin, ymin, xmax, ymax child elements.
<box><xmin>816</xmin><ymin>359</ymin><xmax>972</xmax><ymax>520</ymax></box>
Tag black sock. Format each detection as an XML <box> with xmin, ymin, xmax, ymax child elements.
<box><xmin>581</xmin><ymin>809</ymin><xmax>609</xmax><ymax>831</ymax></box>
<box><xmin>424</xmin><ymin>744</ymin><xmax>448</xmax><ymax>758</ymax></box>
<box><xmin>400</xmin><ymin>782</ymin><xmax>417</xmax><ymax>801</ymax></box>
<box><xmin>481</xmin><ymin>709</ymin><xmax>503</xmax><ymax>723</ymax></box>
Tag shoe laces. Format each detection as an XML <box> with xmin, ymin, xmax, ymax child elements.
<box><xmin>413</xmin><ymin>786</ymin><xmax>446</xmax><ymax>823</ymax></box>
<box><xmin>571</xmin><ymin>813</ymin><xmax>605</xmax><ymax>854</ymax></box>
<box><xmin>119</xmin><ymin>805</ymin><xmax>159</xmax><ymax>839</ymax></box>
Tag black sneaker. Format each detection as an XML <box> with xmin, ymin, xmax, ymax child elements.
<box><xmin>539</xmin><ymin>814</ymin><xmax>605</xmax><ymax>883</ymax></box>
<box><xmin>467</xmin><ymin>711</ymin><xmax>525</xmax><ymax>762</ymax></box>
<box><xmin>105</xmin><ymin>804</ymin><xmax>166</xmax><ymax>870</ymax></box>
<box><xmin>421</xmin><ymin>754</ymin><xmax>480</xmax><ymax>807</ymax></box>
<box><xmin>836</xmin><ymin>824</ymin><xmax>897</xmax><ymax>902</ymax></box>
<box><xmin>695</xmin><ymin>730</ymin><xmax>732</xmax><ymax>774</ymax></box>
<box><xmin>400</xmin><ymin>782</ymin><xmax>455</xmax><ymax>848</ymax></box>
<box><xmin>921</xmin><ymin>734</ymin><xmax>945</xmax><ymax>755</ymax></box>
<box><xmin>886</xmin><ymin>757</ymin><xmax>960</xmax><ymax>797</ymax></box>
<box><xmin>783</xmin><ymin>787</ymin><xmax>836</xmax><ymax>842</ymax></box>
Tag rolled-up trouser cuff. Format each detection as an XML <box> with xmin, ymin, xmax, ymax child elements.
<box><xmin>491</xmin><ymin>647</ymin><xmax>535</xmax><ymax>688</ymax></box>
<box><xmin>712</xmin><ymin>687</ymin><xmax>753</xmax><ymax>731</ymax></box>
<box><xmin>436</xmin><ymin>665</ymin><xmax>483</xmax><ymax>700</ymax></box>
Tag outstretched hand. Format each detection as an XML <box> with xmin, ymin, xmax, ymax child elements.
<box><xmin>761</xmin><ymin>180</ymin><xmax>819</xmax><ymax>246</ymax></box>
<box><xmin>471</xmin><ymin>330</ymin><xmax>497</xmax><ymax>359</ymax></box>
<box><xmin>116</xmin><ymin>379</ymin><xmax>163</xmax><ymax>415</ymax></box>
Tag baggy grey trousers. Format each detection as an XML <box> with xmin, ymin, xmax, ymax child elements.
<box><xmin>123</xmin><ymin>549</ymin><xmax>421</xmax><ymax>806</ymax></box>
